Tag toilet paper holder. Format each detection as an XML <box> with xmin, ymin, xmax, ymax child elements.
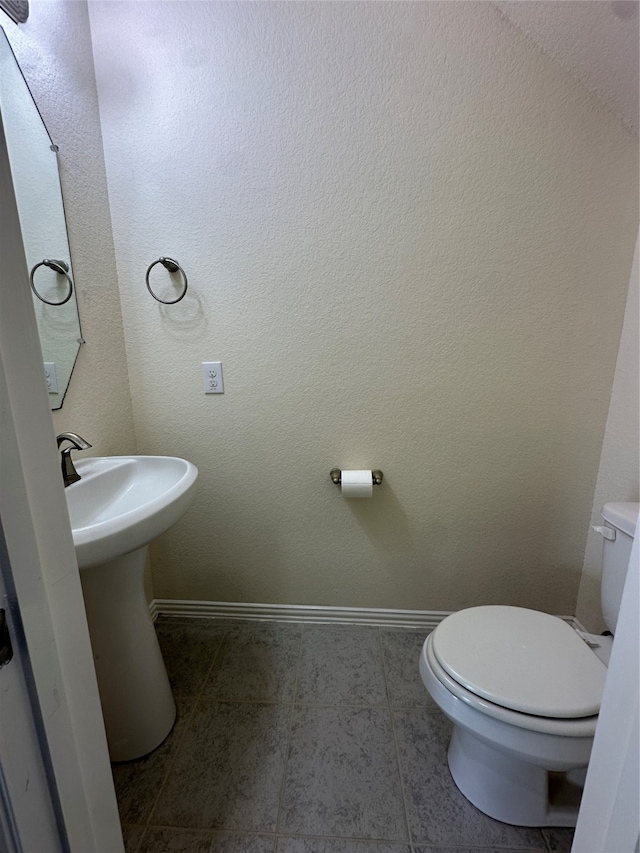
<box><xmin>330</xmin><ymin>468</ymin><xmax>384</xmax><ymax>486</ymax></box>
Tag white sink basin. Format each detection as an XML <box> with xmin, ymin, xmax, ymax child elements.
<box><xmin>66</xmin><ymin>455</ymin><xmax>198</xmax><ymax>569</ymax></box>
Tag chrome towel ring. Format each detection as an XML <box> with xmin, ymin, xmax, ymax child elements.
<box><xmin>146</xmin><ymin>257</ymin><xmax>188</xmax><ymax>304</ymax></box>
<box><xmin>30</xmin><ymin>259</ymin><xmax>74</xmax><ymax>306</ymax></box>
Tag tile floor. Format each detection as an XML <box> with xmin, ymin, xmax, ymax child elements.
<box><xmin>113</xmin><ymin>619</ymin><xmax>576</xmax><ymax>853</ymax></box>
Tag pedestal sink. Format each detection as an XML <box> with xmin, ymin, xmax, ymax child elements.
<box><xmin>66</xmin><ymin>456</ymin><xmax>198</xmax><ymax>761</ymax></box>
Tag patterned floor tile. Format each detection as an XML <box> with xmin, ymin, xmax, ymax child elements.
<box><xmin>296</xmin><ymin>626</ymin><xmax>387</xmax><ymax>706</ymax></box>
<box><xmin>208</xmin><ymin>834</ymin><xmax>276</xmax><ymax>853</ymax></box>
<box><xmin>277</xmin><ymin>838</ymin><xmax>411</xmax><ymax>852</ymax></box>
<box><xmin>121</xmin><ymin>823</ymin><xmax>145</xmax><ymax>853</ymax></box>
<box><xmin>280</xmin><ymin>706</ymin><xmax>408</xmax><ymax>840</ymax></box>
<box><xmin>379</xmin><ymin>629</ymin><xmax>436</xmax><ymax>709</ymax></box>
<box><xmin>152</xmin><ymin>700</ymin><xmax>290</xmax><ymax>831</ymax></box>
<box><xmin>203</xmin><ymin>623</ymin><xmax>302</xmax><ymax>703</ymax></box>
<box><xmin>541</xmin><ymin>827</ymin><xmax>575</xmax><ymax>852</ymax></box>
<box><xmin>120</xmin><ymin>621</ymin><xmax>568</xmax><ymax>853</ymax></box>
<box><xmin>112</xmin><ymin>698</ymin><xmax>194</xmax><ymax>825</ymax></box>
<box><xmin>393</xmin><ymin>709</ymin><xmax>546</xmax><ymax>849</ymax></box>
<box><xmin>414</xmin><ymin>847</ymin><xmax>547</xmax><ymax>853</ymax></box>
<box><xmin>137</xmin><ymin>826</ymin><xmax>212</xmax><ymax>853</ymax></box>
<box><xmin>156</xmin><ymin>620</ymin><xmax>226</xmax><ymax>697</ymax></box>
<box><xmin>138</xmin><ymin>826</ymin><xmax>276</xmax><ymax>852</ymax></box>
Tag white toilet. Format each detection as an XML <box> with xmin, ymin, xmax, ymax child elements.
<box><xmin>419</xmin><ymin>501</ymin><xmax>638</xmax><ymax>828</ymax></box>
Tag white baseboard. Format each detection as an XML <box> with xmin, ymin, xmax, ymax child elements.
<box><xmin>149</xmin><ymin>598</ymin><xmax>451</xmax><ymax>629</ymax></box>
<box><xmin>149</xmin><ymin>598</ymin><xmax>579</xmax><ymax>631</ymax></box>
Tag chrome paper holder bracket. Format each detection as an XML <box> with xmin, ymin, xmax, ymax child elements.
<box><xmin>330</xmin><ymin>468</ymin><xmax>383</xmax><ymax>486</ymax></box>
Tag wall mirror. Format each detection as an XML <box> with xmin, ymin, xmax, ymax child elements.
<box><xmin>0</xmin><ymin>27</ymin><xmax>82</xmax><ymax>409</ymax></box>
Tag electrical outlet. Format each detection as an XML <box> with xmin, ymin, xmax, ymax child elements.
<box><xmin>44</xmin><ymin>362</ymin><xmax>58</xmax><ymax>394</ymax></box>
<box><xmin>201</xmin><ymin>361</ymin><xmax>224</xmax><ymax>394</ymax></box>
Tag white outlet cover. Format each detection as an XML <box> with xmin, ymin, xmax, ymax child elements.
<box><xmin>44</xmin><ymin>362</ymin><xmax>58</xmax><ymax>394</ymax></box>
<box><xmin>201</xmin><ymin>361</ymin><xmax>224</xmax><ymax>394</ymax></box>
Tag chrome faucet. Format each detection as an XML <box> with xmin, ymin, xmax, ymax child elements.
<box><xmin>56</xmin><ymin>432</ymin><xmax>92</xmax><ymax>487</ymax></box>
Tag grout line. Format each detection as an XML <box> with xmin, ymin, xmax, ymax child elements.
<box><xmin>143</xmin><ymin>635</ymin><xmax>227</xmax><ymax>830</ymax></box>
<box><xmin>274</xmin><ymin>623</ymin><xmax>306</xmax><ymax>836</ymax></box>
<box><xmin>137</xmin><ymin>823</ymin><xmax>436</xmax><ymax>847</ymax></box>
<box><xmin>377</xmin><ymin>627</ymin><xmax>415</xmax><ymax>849</ymax></box>
<box><xmin>173</xmin><ymin>694</ymin><xmax>440</xmax><ymax>714</ymax></box>
<box><xmin>293</xmin><ymin>700</ymin><xmax>434</xmax><ymax>711</ymax></box>
<box><xmin>187</xmin><ymin>695</ymin><xmax>438</xmax><ymax>712</ymax></box>
<box><xmin>403</xmin><ymin>839</ymin><xmax>551</xmax><ymax>851</ymax></box>
<box><xmin>142</xmin><ymin>823</ymin><xmax>277</xmax><ymax>837</ymax></box>
<box><xmin>188</xmin><ymin>696</ymin><xmax>442</xmax><ymax>714</ymax></box>
<box><xmin>136</xmin><ymin>821</ymin><xmax>548</xmax><ymax>851</ymax></box>
<box><xmin>275</xmin><ymin>830</ymin><xmax>415</xmax><ymax>845</ymax></box>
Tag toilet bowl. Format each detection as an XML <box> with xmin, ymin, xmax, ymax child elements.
<box><xmin>419</xmin><ymin>501</ymin><xmax>638</xmax><ymax>828</ymax></box>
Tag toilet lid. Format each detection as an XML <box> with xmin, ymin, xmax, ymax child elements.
<box><xmin>431</xmin><ymin>606</ymin><xmax>607</xmax><ymax>718</ymax></box>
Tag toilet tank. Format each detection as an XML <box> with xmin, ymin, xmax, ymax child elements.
<box><xmin>599</xmin><ymin>502</ymin><xmax>639</xmax><ymax>634</ymax></box>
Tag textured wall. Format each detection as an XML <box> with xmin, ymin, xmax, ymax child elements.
<box><xmin>495</xmin><ymin>0</ymin><xmax>639</xmax><ymax>133</ymax></box>
<box><xmin>2</xmin><ymin>1</ymin><xmax>135</xmax><ymax>457</ymax></box>
<box><xmin>576</xmin><ymin>236</ymin><xmax>639</xmax><ymax>632</ymax></box>
<box><xmin>88</xmin><ymin>1</ymin><xmax>638</xmax><ymax>612</ymax></box>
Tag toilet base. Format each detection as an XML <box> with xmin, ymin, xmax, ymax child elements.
<box><xmin>448</xmin><ymin>726</ymin><xmax>582</xmax><ymax>827</ymax></box>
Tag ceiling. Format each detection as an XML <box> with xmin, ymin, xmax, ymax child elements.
<box><xmin>495</xmin><ymin>0</ymin><xmax>639</xmax><ymax>133</ymax></box>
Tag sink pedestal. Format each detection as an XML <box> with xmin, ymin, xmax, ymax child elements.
<box><xmin>80</xmin><ymin>545</ymin><xmax>175</xmax><ymax>762</ymax></box>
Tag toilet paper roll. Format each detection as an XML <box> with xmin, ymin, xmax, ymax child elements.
<box><xmin>341</xmin><ymin>470</ymin><xmax>373</xmax><ymax>498</ymax></box>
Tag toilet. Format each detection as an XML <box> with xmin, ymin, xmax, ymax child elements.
<box><xmin>419</xmin><ymin>501</ymin><xmax>638</xmax><ymax>828</ymax></box>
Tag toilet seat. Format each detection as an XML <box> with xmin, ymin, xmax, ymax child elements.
<box><xmin>431</xmin><ymin>606</ymin><xmax>607</xmax><ymax>718</ymax></box>
<box><xmin>423</xmin><ymin>633</ymin><xmax>599</xmax><ymax>738</ymax></box>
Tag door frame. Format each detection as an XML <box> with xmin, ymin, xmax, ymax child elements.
<box><xmin>0</xmin><ymin>111</ymin><xmax>122</xmax><ymax>852</ymax></box>
<box><xmin>572</xmin><ymin>516</ymin><xmax>639</xmax><ymax>852</ymax></box>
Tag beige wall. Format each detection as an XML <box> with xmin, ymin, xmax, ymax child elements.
<box><xmin>86</xmin><ymin>1</ymin><xmax>638</xmax><ymax>613</ymax></box>
<box><xmin>576</xmin><ymin>236</ymin><xmax>639</xmax><ymax>632</ymax></box>
<box><xmin>2</xmin><ymin>1</ymin><xmax>135</xmax><ymax>458</ymax></box>
<box><xmin>4</xmin><ymin>2</ymin><xmax>637</xmax><ymax>616</ymax></box>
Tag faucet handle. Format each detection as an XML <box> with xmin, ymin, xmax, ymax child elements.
<box><xmin>56</xmin><ymin>432</ymin><xmax>92</xmax><ymax>451</ymax></box>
